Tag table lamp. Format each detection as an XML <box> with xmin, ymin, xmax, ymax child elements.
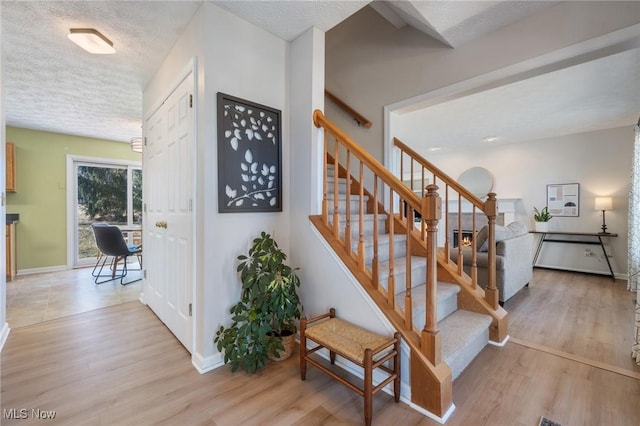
<box><xmin>595</xmin><ymin>197</ymin><xmax>612</xmax><ymax>234</ymax></box>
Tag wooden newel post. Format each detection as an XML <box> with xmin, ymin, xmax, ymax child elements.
<box><xmin>421</xmin><ymin>184</ymin><xmax>441</xmax><ymax>365</ymax></box>
<box><xmin>484</xmin><ymin>192</ymin><xmax>499</xmax><ymax>309</ymax></box>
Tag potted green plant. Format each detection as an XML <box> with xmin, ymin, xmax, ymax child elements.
<box><xmin>214</xmin><ymin>232</ymin><xmax>302</xmax><ymax>373</ymax></box>
<box><xmin>533</xmin><ymin>206</ymin><xmax>552</xmax><ymax>232</ymax></box>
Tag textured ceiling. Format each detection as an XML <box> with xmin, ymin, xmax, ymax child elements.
<box><xmin>397</xmin><ymin>48</ymin><xmax>640</xmax><ymax>150</ymax></box>
<box><xmin>2</xmin><ymin>1</ymin><xmax>635</xmax><ymax>148</ymax></box>
<box><xmin>214</xmin><ymin>0</ymin><xmax>370</xmax><ymax>41</ymax></box>
<box><xmin>1</xmin><ymin>1</ymin><xmax>202</xmax><ymax>143</ymax></box>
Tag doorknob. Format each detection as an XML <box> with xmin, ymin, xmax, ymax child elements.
<box><xmin>155</xmin><ymin>220</ymin><xmax>167</xmax><ymax>229</ymax></box>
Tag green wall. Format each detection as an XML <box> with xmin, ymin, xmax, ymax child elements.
<box><xmin>6</xmin><ymin>127</ymin><xmax>141</xmax><ymax>271</ymax></box>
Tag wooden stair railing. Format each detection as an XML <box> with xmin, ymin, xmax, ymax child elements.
<box><xmin>325</xmin><ymin>90</ymin><xmax>372</xmax><ymax>128</ymax></box>
<box><xmin>394</xmin><ymin>138</ymin><xmax>501</xmax><ymax>310</ymax></box>
<box><xmin>312</xmin><ymin>110</ymin><xmax>452</xmax><ymax>418</ymax></box>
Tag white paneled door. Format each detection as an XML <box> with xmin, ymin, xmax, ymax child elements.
<box><xmin>143</xmin><ymin>71</ymin><xmax>194</xmax><ymax>352</ymax></box>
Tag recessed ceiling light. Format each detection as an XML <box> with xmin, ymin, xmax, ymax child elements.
<box><xmin>482</xmin><ymin>136</ymin><xmax>498</xmax><ymax>142</ymax></box>
<box><xmin>68</xmin><ymin>28</ymin><xmax>115</xmax><ymax>54</ymax></box>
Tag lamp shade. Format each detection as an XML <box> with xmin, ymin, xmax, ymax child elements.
<box><xmin>68</xmin><ymin>28</ymin><xmax>115</xmax><ymax>54</ymax></box>
<box><xmin>130</xmin><ymin>137</ymin><xmax>143</xmax><ymax>153</ymax></box>
<box><xmin>594</xmin><ymin>197</ymin><xmax>612</xmax><ymax>211</ymax></box>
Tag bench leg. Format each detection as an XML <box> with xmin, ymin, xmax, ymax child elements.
<box><xmin>364</xmin><ymin>348</ymin><xmax>373</xmax><ymax>426</ymax></box>
<box><xmin>393</xmin><ymin>332</ymin><xmax>400</xmax><ymax>403</ymax></box>
<box><xmin>300</xmin><ymin>317</ymin><xmax>307</xmax><ymax>380</ymax></box>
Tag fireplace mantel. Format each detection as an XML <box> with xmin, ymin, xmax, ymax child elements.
<box><xmin>446</xmin><ymin>198</ymin><xmax>521</xmax><ymax>225</ymax></box>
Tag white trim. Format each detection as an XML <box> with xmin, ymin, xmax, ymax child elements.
<box><xmin>65</xmin><ymin>154</ymin><xmax>142</xmax><ymax>269</ymax></box>
<box><xmin>0</xmin><ymin>322</ymin><xmax>10</xmax><ymax>352</ymax></box>
<box><xmin>145</xmin><ymin>58</ymin><xmax>196</xmax><ymax>122</ymax></box>
<box><xmin>488</xmin><ymin>334</ymin><xmax>510</xmax><ymax>347</ymax></box>
<box><xmin>142</xmin><ymin>57</ymin><xmax>198</xmax><ymax>356</ymax></box>
<box><xmin>17</xmin><ymin>265</ymin><xmax>67</xmax><ymax>276</ymax></box>
<box><xmin>407</xmin><ymin>400</ymin><xmax>456</xmax><ymax>424</ymax></box>
<box><xmin>192</xmin><ymin>351</ymin><xmax>224</xmax><ymax>374</ymax></box>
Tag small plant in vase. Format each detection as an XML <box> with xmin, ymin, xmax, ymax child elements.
<box><xmin>214</xmin><ymin>232</ymin><xmax>302</xmax><ymax>373</ymax></box>
<box><xmin>533</xmin><ymin>206</ymin><xmax>552</xmax><ymax>232</ymax></box>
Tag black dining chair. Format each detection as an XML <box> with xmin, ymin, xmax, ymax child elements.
<box><xmin>91</xmin><ymin>224</ymin><xmax>142</xmax><ymax>285</ymax></box>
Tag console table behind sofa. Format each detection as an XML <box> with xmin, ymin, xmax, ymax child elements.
<box><xmin>531</xmin><ymin>231</ymin><xmax>617</xmax><ymax>281</ymax></box>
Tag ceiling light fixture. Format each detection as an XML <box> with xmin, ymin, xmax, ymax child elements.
<box><xmin>130</xmin><ymin>137</ymin><xmax>143</xmax><ymax>153</ymax></box>
<box><xmin>68</xmin><ymin>28</ymin><xmax>115</xmax><ymax>54</ymax></box>
<box><xmin>482</xmin><ymin>136</ymin><xmax>498</xmax><ymax>142</ymax></box>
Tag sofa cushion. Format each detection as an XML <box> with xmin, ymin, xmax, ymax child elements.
<box><xmin>476</xmin><ymin>221</ymin><xmax>528</xmax><ymax>252</ymax></box>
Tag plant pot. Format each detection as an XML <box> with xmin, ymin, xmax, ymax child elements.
<box><xmin>268</xmin><ymin>330</ymin><xmax>295</xmax><ymax>361</ymax></box>
<box><xmin>535</xmin><ymin>221</ymin><xmax>549</xmax><ymax>233</ymax></box>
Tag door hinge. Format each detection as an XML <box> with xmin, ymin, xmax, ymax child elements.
<box><xmin>144</xmin><ymin>137</ymin><xmax>147</xmax><ymax>146</ymax></box>
<box><xmin>189</xmin><ymin>94</ymin><xmax>193</xmax><ymax>108</ymax></box>
<box><xmin>144</xmin><ymin>203</ymin><xmax>147</xmax><ymax>213</ymax></box>
<box><xmin>188</xmin><ymin>303</ymin><xmax>192</xmax><ymax>317</ymax></box>
<box><xmin>143</xmin><ymin>270</ymin><xmax>147</xmax><ymax>279</ymax></box>
<box><xmin>189</xmin><ymin>199</ymin><xmax>193</xmax><ymax>212</ymax></box>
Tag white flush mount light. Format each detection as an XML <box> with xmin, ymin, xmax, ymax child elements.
<box><xmin>68</xmin><ymin>28</ymin><xmax>115</xmax><ymax>54</ymax></box>
<box><xmin>482</xmin><ymin>136</ymin><xmax>498</xmax><ymax>142</ymax></box>
<box><xmin>428</xmin><ymin>147</ymin><xmax>441</xmax><ymax>152</ymax></box>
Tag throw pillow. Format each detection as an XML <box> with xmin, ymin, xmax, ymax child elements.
<box><xmin>477</xmin><ymin>221</ymin><xmax>528</xmax><ymax>252</ymax></box>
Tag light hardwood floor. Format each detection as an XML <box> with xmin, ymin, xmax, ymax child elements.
<box><xmin>6</xmin><ymin>266</ymin><xmax>141</xmax><ymax>328</ymax></box>
<box><xmin>1</xmin><ymin>269</ymin><xmax>639</xmax><ymax>425</ymax></box>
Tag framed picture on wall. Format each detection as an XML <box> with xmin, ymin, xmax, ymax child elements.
<box><xmin>547</xmin><ymin>183</ymin><xmax>580</xmax><ymax>217</ymax></box>
<box><xmin>217</xmin><ymin>93</ymin><xmax>282</xmax><ymax>213</ymax></box>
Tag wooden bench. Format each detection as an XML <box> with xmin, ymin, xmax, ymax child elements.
<box><xmin>300</xmin><ymin>308</ymin><xmax>400</xmax><ymax>426</ymax></box>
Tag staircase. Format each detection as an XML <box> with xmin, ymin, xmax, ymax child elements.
<box><xmin>326</xmin><ymin>164</ymin><xmax>493</xmax><ymax>382</ymax></box>
<box><xmin>311</xmin><ymin>110</ymin><xmax>508</xmax><ymax>421</ymax></box>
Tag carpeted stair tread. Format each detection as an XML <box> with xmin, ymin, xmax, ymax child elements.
<box><xmin>439</xmin><ymin>309</ymin><xmax>492</xmax><ymax>380</ymax></box>
<box><xmin>396</xmin><ymin>282</ymin><xmax>461</xmax><ymax>324</ymax></box>
<box><xmin>373</xmin><ymin>256</ymin><xmax>427</xmax><ymax>292</ymax></box>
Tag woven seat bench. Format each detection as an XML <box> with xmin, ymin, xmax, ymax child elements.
<box><xmin>300</xmin><ymin>308</ymin><xmax>400</xmax><ymax>426</ymax></box>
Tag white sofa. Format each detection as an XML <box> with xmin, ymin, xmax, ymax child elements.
<box><xmin>452</xmin><ymin>222</ymin><xmax>535</xmax><ymax>304</ymax></box>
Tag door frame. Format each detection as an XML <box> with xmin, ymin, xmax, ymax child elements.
<box><xmin>65</xmin><ymin>155</ymin><xmax>142</xmax><ymax>269</ymax></box>
<box><xmin>142</xmin><ymin>57</ymin><xmax>198</xmax><ymax>355</ymax></box>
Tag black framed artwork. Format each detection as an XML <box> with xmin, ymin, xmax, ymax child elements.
<box><xmin>217</xmin><ymin>93</ymin><xmax>282</xmax><ymax>213</ymax></box>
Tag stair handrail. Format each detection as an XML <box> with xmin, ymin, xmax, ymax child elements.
<box><xmin>324</xmin><ymin>90</ymin><xmax>373</xmax><ymax>128</ymax></box>
<box><xmin>315</xmin><ymin>111</ymin><xmax>421</xmax><ymax>212</ymax></box>
<box><xmin>394</xmin><ymin>137</ymin><xmax>500</xmax><ymax>309</ymax></box>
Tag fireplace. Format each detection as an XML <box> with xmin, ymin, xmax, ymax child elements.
<box><xmin>453</xmin><ymin>230</ymin><xmax>475</xmax><ymax>248</ymax></box>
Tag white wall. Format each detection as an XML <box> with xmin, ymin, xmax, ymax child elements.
<box><xmin>396</xmin><ymin>125</ymin><xmax>633</xmax><ymax>278</ymax></box>
<box><xmin>144</xmin><ymin>2</ymin><xmax>290</xmax><ymax>368</ymax></box>
<box><xmin>0</xmin><ymin>12</ymin><xmax>9</xmax><ymax>350</ymax></box>
<box><xmin>325</xmin><ymin>2</ymin><xmax>640</xmax><ymax>163</ymax></box>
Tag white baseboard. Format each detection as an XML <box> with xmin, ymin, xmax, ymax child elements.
<box><xmin>17</xmin><ymin>265</ymin><xmax>67</xmax><ymax>276</ymax></box>
<box><xmin>192</xmin><ymin>351</ymin><xmax>224</xmax><ymax>374</ymax></box>
<box><xmin>0</xmin><ymin>322</ymin><xmax>11</xmax><ymax>352</ymax></box>
<box><xmin>488</xmin><ymin>334</ymin><xmax>510</xmax><ymax>347</ymax></box>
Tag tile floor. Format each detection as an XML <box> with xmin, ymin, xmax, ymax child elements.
<box><xmin>6</xmin><ymin>264</ymin><xmax>142</xmax><ymax>328</ymax></box>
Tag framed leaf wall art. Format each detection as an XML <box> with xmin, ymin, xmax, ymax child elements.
<box><xmin>217</xmin><ymin>93</ymin><xmax>282</xmax><ymax>213</ymax></box>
